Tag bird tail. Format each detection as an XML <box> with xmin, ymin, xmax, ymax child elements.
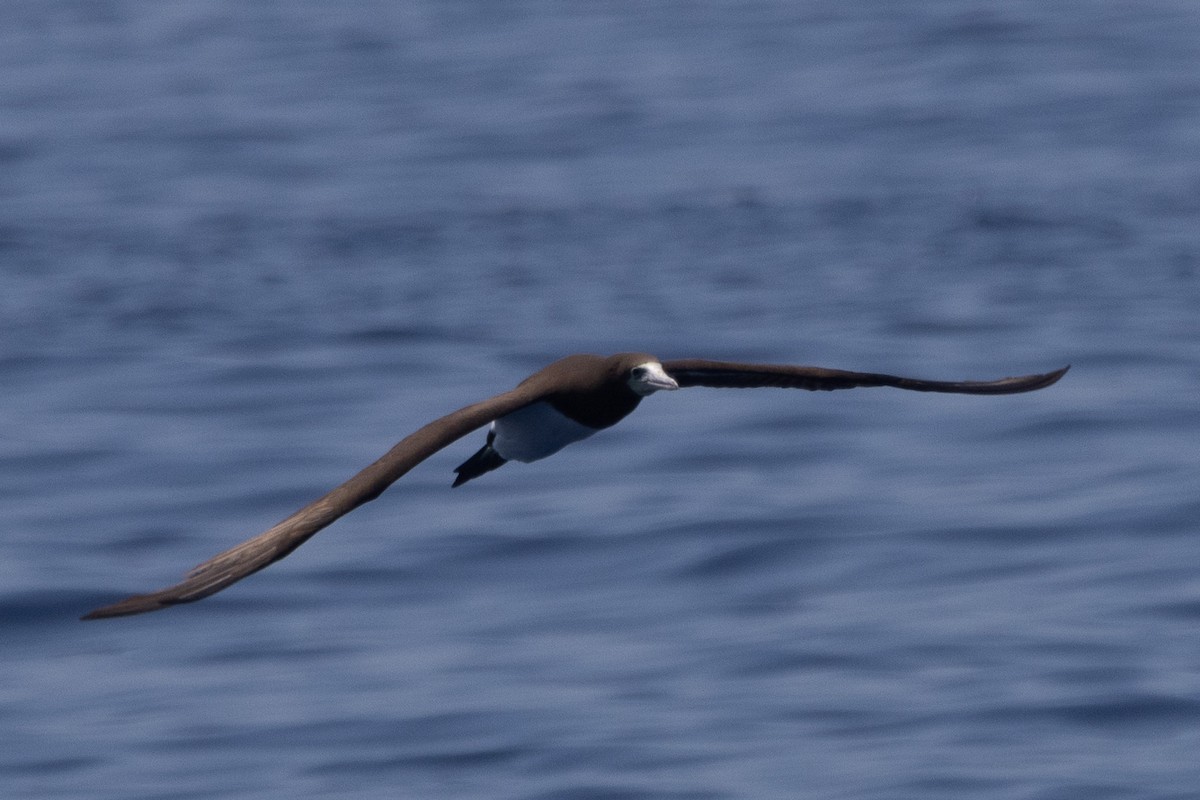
<box><xmin>452</xmin><ymin>432</ymin><xmax>507</xmax><ymax>487</ymax></box>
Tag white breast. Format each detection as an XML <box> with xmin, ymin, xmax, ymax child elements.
<box><xmin>491</xmin><ymin>401</ymin><xmax>598</xmax><ymax>463</ymax></box>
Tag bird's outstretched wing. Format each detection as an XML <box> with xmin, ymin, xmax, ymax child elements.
<box><xmin>82</xmin><ymin>388</ymin><xmax>539</xmax><ymax>619</ymax></box>
<box><xmin>661</xmin><ymin>360</ymin><xmax>1069</xmax><ymax>394</ymax></box>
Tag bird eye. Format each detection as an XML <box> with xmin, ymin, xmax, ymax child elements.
<box><xmin>631</xmin><ymin>366</ymin><xmax>648</xmax><ymax>378</ymax></box>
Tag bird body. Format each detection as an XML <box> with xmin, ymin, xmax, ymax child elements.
<box><xmin>453</xmin><ymin>354</ymin><xmax>676</xmax><ymax>485</ymax></box>
<box><xmin>83</xmin><ymin>352</ymin><xmax>1067</xmax><ymax>619</ymax></box>
<box><xmin>490</xmin><ymin>401</ymin><xmax>602</xmax><ymax>463</ymax></box>
<box><xmin>451</xmin><ymin>402</ymin><xmax>603</xmax><ymax>486</ymax></box>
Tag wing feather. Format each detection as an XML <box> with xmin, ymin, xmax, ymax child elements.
<box><xmin>661</xmin><ymin>360</ymin><xmax>1069</xmax><ymax>395</ymax></box>
<box><xmin>82</xmin><ymin>388</ymin><xmax>538</xmax><ymax>619</ymax></box>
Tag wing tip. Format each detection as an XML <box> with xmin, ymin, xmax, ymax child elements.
<box><xmin>1037</xmin><ymin>364</ymin><xmax>1070</xmax><ymax>389</ymax></box>
<box><xmin>80</xmin><ymin>592</ymin><xmax>191</xmax><ymax>620</ymax></box>
<box><xmin>983</xmin><ymin>363</ymin><xmax>1069</xmax><ymax>394</ymax></box>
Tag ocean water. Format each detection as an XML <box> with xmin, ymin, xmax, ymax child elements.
<box><xmin>3</xmin><ymin>2</ymin><xmax>1200</xmax><ymax>798</ymax></box>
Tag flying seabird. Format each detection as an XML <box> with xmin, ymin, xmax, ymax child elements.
<box><xmin>82</xmin><ymin>353</ymin><xmax>1067</xmax><ymax>619</ymax></box>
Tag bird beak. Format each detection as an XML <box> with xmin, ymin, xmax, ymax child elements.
<box><xmin>647</xmin><ymin>374</ymin><xmax>679</xmax><ymax>391</ymax></box>
<box><xmin>642</xmin><ymin>363</ymin><xmax>679</xmax><ymax>392</ymax></box>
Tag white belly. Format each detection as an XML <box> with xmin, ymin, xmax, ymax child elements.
<box><xmin>491</xmin><ymin>401</ymin><xmax>598</xmax><ymax>463</ymax></box>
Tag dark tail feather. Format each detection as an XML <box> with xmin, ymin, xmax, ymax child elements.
<box><xmin>452</xmin><ymin>434</ymin><xmax>507</xmax><ymax>487</ymax></box>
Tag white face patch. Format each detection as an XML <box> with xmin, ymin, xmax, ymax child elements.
<box><xmin>627</xmin><ymin>361</ymin><xmax>679</xmax><ymax>396</ymax></box>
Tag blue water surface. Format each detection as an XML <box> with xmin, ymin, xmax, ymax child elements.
<box><xmin>3</xmin><ymin>2</ymin><xmax>1200</xmax><ymax>799</ymax></box>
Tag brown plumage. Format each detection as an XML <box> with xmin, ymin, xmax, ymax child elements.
<box><xmin>661</xmin><ymin>359</ymin><xmax>1068</xmax><ymax>393</ymax></box>
<box><xmin>83</xmin><ymin>353</ymin><xmax>1067</xmax><ymax>619</ymax></box>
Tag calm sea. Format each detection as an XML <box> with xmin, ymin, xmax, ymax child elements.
<box><xmin>4</xmin><ymin>2</ymin><xmax>1200</xmax><ymax>798</ymax></box>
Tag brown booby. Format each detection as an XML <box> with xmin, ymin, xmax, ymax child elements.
<box><xmin>82</xmin><ymin>353</ymin><xmax>1068</xmax><ymax>619</ymax></box>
